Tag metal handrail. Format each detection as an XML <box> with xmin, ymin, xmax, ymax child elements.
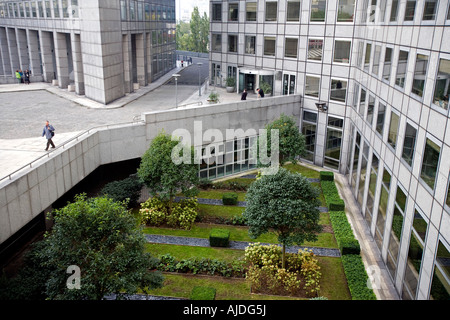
<box><xmin>0</xmin><ymin>119</ymin><xmax>145</xmax><ymax>185</ymax></box>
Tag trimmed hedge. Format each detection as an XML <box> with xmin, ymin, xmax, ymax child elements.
<box><xmin>320</xmin><ymin>171</ymin><xmax>334</xmax><ymax>181</ymax></box>
<box><xmin>190</xmin><ymin>286</ymin><xmax>216</xmax><ymax>300</ymax></box>
<box><xmin>321</xmin><ymin>180</ymin><xmax>345</xmax><ymax>211</ymax></box>
<box><xmin>329</xmin><ymin>211</ymin><xmax>360</xmax><ymax>255</ymax></box>
<box><xmin>341</xmin><ymin>255</ymin><xmax>377</xmax><ymax>300</ymax></box>
<box><xmin>209</xmin><ymin>228</ymin><xmax>230</xmax><ymax>247</ymax></box>
<box><xmin>222</xmin><ymin>192</ymin><xmax>238</xmax><ymax>205</ymax></box>
<box><xmin>100</xmin><ymin>174</ymin><xmax>143</xmax><ymax>208</ymax></box>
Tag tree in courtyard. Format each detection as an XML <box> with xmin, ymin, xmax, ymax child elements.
<box><xmin>189</xmin><ymin>7</ymin><xmax>209</xmax><ymax>53</ymax></box>
<box><xmin>137</xmin><ymin>131</ymin><xmax>199</xmax><ymax>214</ymax></box>
<box><xmin>243</xmin><ymin>168</ymin><xmax>322</xmax><ymax>269</ymax></box>
<box><xmin>258</xmin><ymin>114</ymin><xmax>306</xmax><ymax>166</ymax></box>
<box><xmin>12</xmin><ymin>194</ymin><xmax>164</xmax><ymax>300</ymax></box>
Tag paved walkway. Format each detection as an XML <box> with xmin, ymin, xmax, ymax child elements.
<box><xmin>144</xmin><ymin>234</ymin><xmax>341</xmax><ymax>258</ymax></box>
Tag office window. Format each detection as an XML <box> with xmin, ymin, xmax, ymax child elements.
<box><xmin>287</xmin><ymin>0</ymin><xmax>300</xmax><ymax>21</ymax></box>
<box><xmin>402</xmin><ymin>209</ymin><xmax>428</xmax><ymax>300</ymax></box>
<box><xmin>31</xmin><ymin>2</ymin><xmax>37</xmax><ymax>17</ymax></box>
<box><xmin>404</xmin><ymin>0</ymin><xmax>416</xmax><ymax>21</ymax></box>
<box><xmin>212</xmin><ymin>3</ymin><xmax>221</xmax><ymax>21</ymax></box>
<box><xmin>129</xmin><ymin>1</ymin><xmax>136</xmax><ymax>20</ymax></box>
<box><xmin>412</xmin><ymin>54</ymin><xmax>428</xmax><ymax>97</ymax></box>
<box><xmin>395</xmin><ymin>50</ymin><xmax>409</xmax><ymax>88</ymax></box>
<box><xmin>390</xmin><ymin>0</ymin><xmax>399</xmax><ymax>21</ymax></box>
<box><xmin>38</xmin><ymin>1</ymin><xmax>44</xmax><ymax>17</ymax></box>
<box><xmin>430</xmin><ymin>239</ymin><xmax>450</xmax><ymax>300</ymax></box>
<box><xmin>374</xmin><ymin>168</ymin><xmax>391</xmax><ymax>250</ymax></box>
<box><xmin>283</xmin><ymin>74</ymin><xmax>296</xmax><ymax>95</ymax></box>
<box><xmin>448</xmin><ymin>3</ymin><xmax>450</xmax><ymax>19</ymax></box>
<box><xmin>19</xmin><ymin>2</ymin><xmax>24</xmax><ymax>17</ymax></box>
<box><xmin>402</xmin><ymin>123</ymin><xmax>417</xmax><ymax>167</ymax></box>
<box><xmin>71</xmin><ymin>0</ymin><xmax>78</xmax><ymax>18</ymax></box>
<box><xmin>359</xmin><ymin>88</ymin><xmax>366</xmax><ymax>116</ymax></box>
<box><xmin>334</xmin><ymin>40</ymin><xmax>351</xmax><ymax>64</ymax></box>
<box><xmin>325</xmin><ymin>117</ymin><xmax>344</xmax><ymax>169</ymax></box>
<box><xmin>337</xmin><ymin>0</ymin><xmax>355</xmax><ymax>22</ymax></box>
<box><xmin>446</xmin><ymin>174</ymin><xmax>450</xmax><ymax>207</ymax></box>
<box><xmin>285</xmin><ymin>38</ymin><xmax>298</xmax><ymax>58</ymax></box>
<box><xmin>138</xmin><ymin>2</ymin><xmax>143</xmax><ymax>20</ymax></box>
<box><xmin>211</xmin><ymin>34</ymin><xmax>222</xmax><ymax>52</ymax></box>
<box><xmin>45</xmin><ymin>1</ymin><xmax>51</xmax><ymax>18</ymax></box>
<box><xmin>229</xmin><ymin>3</ymin><xmax>238</xmax><ymax>21</ymax></box>
<box><xmin>330</xmin><ymin>79</ymin><xmax>347</xmax><ymax>103</ymax></box>
<box><xmin>376</xmin><ymin>103</ymin><xmax>386</xmax><ymax>136</ymax></box>
<box><xmin>383</xmin><ymin>47</ymin><xmax>393</xmax><ymax>81</ymax></box>
<box><xmin>310</xmin><ymin>0</ymin><xmax>326</xmax><ymax>22</ymax></box>
<box><xmin>388</xmin><ymin>111</ymin><xmax>399</xmax><ymax>149</ymax></box>
<box><xmin>52</xmin><ymin>0</ymin><xmax>60</xmax><ymax>17</ymax></box>
<box><xmin>423</xmin><ymin>0</ymin><xmax>438</xmax><ymax>20</ymax></box>
<box><xmin>308</xmin><ymin>39</ymin><xmax>323</xmax><ymax>61</ymax></box>
<box><xmin>421</xmin><ymin>138</ymin><xmax>440</xmax><ymax>189</ymax></box>
<box><xmin>120</xmin><ymin>0</ymin><xmax>127</xmax><ymax>20</ymax></box>
<box><xmin>379</xmin><ymin>0</ymin><xmax>387</xmax><ymax>22</ymax></box>
<box><xmin>365</xmin><ymin>153</ymin><xmax>379</xmax><ymax>226</ymax></box>
<box><xmin>353</xmin><ymin>84</ymin><xmax>360</xmax><ymax>109</ymax></box>
<box><xmin>245</xmin><ymin>36</ymin><xmax>255</xmax><ymax>54</ymax></box>
<box><xmin>352</xmin><ymin>131</ymin><xmax>361</xmax><ymax>191</ymax></box>
<box><xmin>266</xmin><ymin>1</ymin><xmax>277</xmax><ymax>21</ymax></box>
<box><xmin>367</xmin><ymin>95</ymin><xmax>375</xmax><ymax>125</ymax></box>
<box><xmin>264</xmin><ymin>37</ymin><xmax>276</xmax><ymax>56</ymax></box>
<box><xmin>61</xmin><ymin>0</ymin><xmax>68</xmax><ymax>17</ymax></box>
<box><xmin>364</xmin><ymin>43</ymin><xmax>372</xmax><ymax>71</ymax></box>
<box><xmin>433</xmin><ymin>59</ymin><xmax>450</xmax><ymax>110</ymax></box>
<box><xmin>246</xmin><ymin>2</ymin><xmax>257</xmax><ymax>21</ymax></box>
<box><xmin>302</xmin><ymin>111</ymin><xmax>318</xmax><ymax>162</ymax></box>
<box><xmin>25</xmin><ymin>2</ymin><xmax>30</xmax><ymax>17</ymax></box>
<box><xmin>357</xmin><ymin>141</ymin><xmax>370</xmax><ymax>207</ymax></box>
<box><xmin>305</xmin><ymin>76</ymin><xmax>320</xmax><ymax>97</ymax></box>
<box><xmin>228</xmin><ymin>35</ymin><xmax>238</xmax><ymax>53</ymax></box>
<box><xmin>372</xmin><ymin>45</ymin><xmax>381</xmax><ymax>76</ymax></box>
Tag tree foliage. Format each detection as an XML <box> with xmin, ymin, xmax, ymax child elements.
<box><xmin>137</xmin><ymin>131</ymin><xmax>199</xmax><ymax>212</ymax></box>
<box><xmin>243</xmin><ymin>168</ymin><xmax>322</xmax><ymax>267</ymax></box>
<box><xmin>1</xmin><ymin>195</ymin><xmax>164</xmax><ymax>300</ymax></box>
<box><xmin>176</xmin><ymin>7</ymin><xmax>209</xmax><ymax>53</ymax></box>
<box><xmin>259</xmin><ymin>114</ymin><xmax>306</xmax><ymax>166</ymax></box>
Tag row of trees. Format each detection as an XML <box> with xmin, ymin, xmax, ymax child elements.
<box><xmin>176</xmin><ymin>7</ymin><xmax>209</xmax><ymax>53</ymax></box>
<box><xmin>1</xmin><ymin>114</ymin><xmax>322</xmax><ymax>300</ymax></box>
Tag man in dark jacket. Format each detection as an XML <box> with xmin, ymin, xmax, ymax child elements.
<box><xmin>42</xmin><ymin>120</ymin><xmax>56</xmax><ymax>151</ymax></box>
<box><xmin>241</xmin><ymin>89</ymin><xmax>248</xmax><ymax>100</ymax></box>
<box><xmin>257</xmin><ymin>88</ymin><xmax>264</xmax><ymax>98</ymax></box>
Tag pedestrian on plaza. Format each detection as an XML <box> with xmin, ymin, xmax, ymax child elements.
<box><xmin>42</xmin><ymin>120</ymin><xmax>56</xmax><ymax>151</ymax></box>
<box><xmin>24</xmin><ymin>70</ymin><xmax>31</xmax><ymax>84</ymax></box>
<box><xmin>241</xmin><ymin>89</ymin><xmax>248</xmax><ymax>101</ymax></box>
<box><xmin>19</xmin><ymin>70</ymin><xmax>24</xmax><ymax>83</ymax></box>
<box><xmin>15</xmin><ymin>70</ymin><xmax>21</xmax><ymax>84</ymax></box>
<box><xmin>257</xmin><ymin>87</ymin><xmax>264</xmax><ymax>98</ymax></box>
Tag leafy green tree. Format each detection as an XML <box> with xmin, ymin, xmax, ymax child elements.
<box><xmin>137</xmin><ymin>131</ymin><xmax>199</xmax><ymax>214</ymax></box>
<box><xmin>259</xmin><ymin>114</ymin><xmax>306</xmax><ymax>166</ymax></box>
<box><xmin>5</xmin><ymin>195</ymin><xmax>164</xmax><ymax>300</ymax></box>
<box><xmin>243</xmin><ymin>168</ymin><xmax>322</xmax><ymax>268</ymax></box>
<box><xmin>176</xmin><ymin>20</ymin><xmax>192</xmax><ymax>51</ymax></box>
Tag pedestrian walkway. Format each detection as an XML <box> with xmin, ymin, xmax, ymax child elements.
<box><xmin>144</xmin><ymin>234</ymin><xmax>341</xmax><ymax>258</ymax></box>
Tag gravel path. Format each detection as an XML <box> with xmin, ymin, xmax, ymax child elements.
<box><xmin>145</xmin><ymin>234</ymin><xmax>341</xmax><ymax>257</ymax></box>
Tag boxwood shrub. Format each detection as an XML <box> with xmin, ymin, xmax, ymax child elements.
<box><xmin>329</xmin><ymin>211</ymin><xmax>360</xmax><ymax>255</ymax></box>
<box><xmin>209</xmin><ymin>228</ymin><xmax>230</xmax><ymax>247</ymax></box>
<box><xmin>100</xmin><ymin>174</ymin><xmax>143</xmax><ymax>208</ymax></box>
<box><xmin>321</xmin><ymin>180</ymin><xmax>345</xmax><ymax>211</ymax></box>
<box><xmin>341</xmin><ymin>254</ymin><xmax>377</xmax><ymax>300</ymax></box>
<box><xmin>320</xmin><ymin>171</ymin><xmax>334</xmax><ymax>181</ymax></box>
<box><xmin>190</xmin><ymin>286</ymin><xmax>216</xmax><ymax>300</ymax></box>
<box><xmin>222</xmin><ymin>192</ymin><xmax>238</xmax><ymax>205</ymax></box>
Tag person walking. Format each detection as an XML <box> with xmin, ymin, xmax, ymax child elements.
<box><xmin>241</xmin><ymin>89</ymin><xmax>248</xmax><ymax>101</ymax></box>
<box><xmin>24</xmin><ymin>70</ymin><xmax>31</xmax><ymax>84</ymax></box>
<box><xmin>42</xmin><ymin>120</ymin><xmax>56</xmax><ymax>151</ymax></box>
<box><xmin>19</xmin><ymin>70</ymin><xmax>24</xmax><ymax>83</ymax></box>
<box><xmin>15</xmin><ymin>70</ymin><xmax>21</xmax><ymax>84</ymax></box>
<box><xmin>257</xmin><ymin>87</ymin><xmax>265</xmax><ymax>98</ymax></box>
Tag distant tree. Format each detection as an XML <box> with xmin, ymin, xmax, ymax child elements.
<box><xmin>189</xmin><ymin>7</ymin><xmax>209</xmax><ymax>53</ymax></box>
<box><xmin>1</xmin><ymin>195</ymin><xmax>164</xmax><ymax>300</ymax></box>
<box><xmin>176</xmin><ymin>20</ymin><xmax>192</xmax><ymax>51</ymax></box>
<box><xmin>137</xmin><ymin>131</ymin><xmax>199</xmax><ymax>214</ymax></box>
<box><xmin>243</xmin><ymin>168</ymin><xmax>322</xmax><ymax>269</ymax></box>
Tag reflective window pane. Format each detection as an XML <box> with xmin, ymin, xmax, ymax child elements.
<box><xmin>402</xmin><ymin>123</ymin><xmax>417</xmax><ymax>167</ymax></box>
<box><xmin>334</xmin><ymin>40</ymin><xmax>351</xmax><ymax>63</ymax></box>
<box><xmin>264</xmin><ymin>37</ymin><xmax>275</xmax><ymax>56</ymax></box>
<box><xmin>390</xmin><ymin>0</ymin><xmax>399</xmax><ymax>21</ymax></box>
<box><xmin>423</xmin><ymin>0</ymin><xmax>438</xmax><ymax>20</ymax></box>
<box><xmin>396</xmin><ymin>50</ymin><xmax>409</xmax><ymax>88</ymax></box>
<box><xmin>287</xmin><ymin>0</ymin><xmax>300</xmax><ymax>21</ymax></box>
<box><xmin>330</xmin><ymin>79</ymin><xmax>347</xmax><ymax>102</ymax></box>
<box><xmin>433</xmin><ymin>59</ymin><xmax>450</xmax><ymax>110</ymax></box>
<box><xmin>246</xmin><ymin>2</ymin><xmax>257</xmax><ymax>21</ymax></box>
<box><xmin>420</xmin><ymin>138</ymin><xmax>440</xmax><ymax>190</ymax></box>
<box><xmin>308</xmin><ymin>39</ymin><xmax>323</xmax><ymax>61</ymax></box>
<box><xmin>388</xmin><ymin>111</ymin><xmax>399</xmax><ymax>150</ymax></box>
<box><xmin>228</xmin><ymin>3</ymin><xmax>238</xmax><ymax>21</ymax></box>
<box><xmin>404</xmin><ymin>0</ymin><xmax>416</xmax><ymax>21</ymax></box>
<box><xmin>265</xmin><ymin>1</ymin><xmax>277</xmax><ymax>21</ymax></box>
<box><xmin>376</xmin><ymin>103</ymin><xmax>386</xmax><ymax>136</ymax></box>
<box><xmin>285</xmin><ymin>38</ymin><xmax>298</xmax><ymax>58</ymax></box>
<box><xmin>430</xmin><ymin>239</ymin><xmax>450</xmax><ymax>300</ymax></box>
<box><xmin>310</xmin><ymin>0</ymin><xmax>326</xmax><ymax>22</ymax></box>
<box><xmin>337</xmin><ymin>0</ymin><xmax>355</xmax><ymax>22</ymax></box>
<box><xmin>412</xmin><ymin>54</ymin><xmax>428</xmax><ymax>97</ymax></box>
<box><xmin>383</xmin><ymin>47</ymin><xmax>393</xmax><ymax>81</ymax></box>
<box><xmin>305</xmin><ymin>76</ymin><xmax>320</xmax><ymax>97</ymax></box>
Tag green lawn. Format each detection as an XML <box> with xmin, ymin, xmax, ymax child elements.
<box><xmin>198</xmin><ymin>190</ymin><xmax>247</xmax><ymax>202</ymax></box>
<box><xmin>283</xmin><ymin>162</ymin><xmax>321</xmax><ymax>179</ymax></box>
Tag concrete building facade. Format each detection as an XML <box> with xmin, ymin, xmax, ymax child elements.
<box><xmin>0</xmin><ymin>0</ymin><xmax>176</xmax><ymax>104</ymax></box>
<box><xmin>210</xmin><ymin>0</ymin><xmax>450</xmax><ymax>300</ymax></box>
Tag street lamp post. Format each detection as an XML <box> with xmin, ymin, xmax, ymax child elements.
<box><xmin>197</xmin><ymin>62</ymin><xmax>203</xmax><ymax>96</ymax></box>
<box><xmin>172</xmin><ymin>73</ymin><xmax>180</xmax><ymax>108</ymax></box>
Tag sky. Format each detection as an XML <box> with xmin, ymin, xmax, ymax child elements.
<box><xmin>176</xmin><ymin>0</ymin><xmax>209</xmax><ymax>22</ymax></box>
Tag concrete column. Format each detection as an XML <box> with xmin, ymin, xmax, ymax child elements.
<box><xmin>16</xmin><ymin>28</ymin><xmax>30</xmax><ymax>71</ymax></box>
<box><xmin>146</xmin><ymin>31</ymin><xmax>152</xmax><ymax>83</ymax></box>
<box><xmin>0</xmin><ymin>27</ymin><xmax>12</xmax><ymax>76</ymax></box>
<box><xmin>122</xmin><ymin>33</ymin><xmax>133</xmax><ymax>93</ymax></box>
<box><xmin>71</xmin><ymin>33</ymin><xmax>85</xmax><ymax>95</ymax></box>
<box><xmin>136</xmin><ymin>33</ymin><xmax>146</xmax><ymax>86</ymax></box>
<box><xmin>39</xmin><ymin>30</ymin><xmax>56</xmax><ymax>82</ymax></box>
<box><xmin>0</xmin><ymin>49</ymin><xmax>3</xmax><ymax>76</ymax></box>
<box><xmin>6</xmin><ymin>28</ymin><xmax>20</xmax><ymax>75</ymax></box>
<box><xmin>26</xmin><ymin>29</ymin><xmax>42</xmax><ymax>77</ymax></box>
<box><xmin>314</xmin><ymin>111</ymin><xmax>327</xmax><ymax>167</ymax></box>
<box><xmin>53</xmin><ymin>32</ymin><xmax>70</xmax><ymax>88</ymax></box>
